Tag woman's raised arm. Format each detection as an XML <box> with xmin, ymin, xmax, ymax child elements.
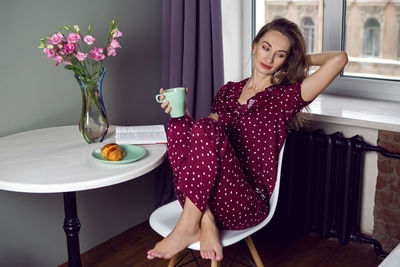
<box><xmin>301</xmin><ymin>51</ymin><xmax>348</xmax><ymax>102</ymax></box>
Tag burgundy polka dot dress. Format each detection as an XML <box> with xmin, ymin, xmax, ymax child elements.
<box><xmin>167</xmin><ymin>78</ymin><xmax>311</xmax><ymax>230</ymax></box>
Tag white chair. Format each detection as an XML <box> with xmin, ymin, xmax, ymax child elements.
<box><xmin>149</xmin><ymin>142</ymin><xmax>286</xmax><ymax>267</ymax></box>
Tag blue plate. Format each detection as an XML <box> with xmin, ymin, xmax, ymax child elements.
<box><xmin>92</xmin><ymin>145</ymin><xmax>146</xmax><ymax>165</ymax></box>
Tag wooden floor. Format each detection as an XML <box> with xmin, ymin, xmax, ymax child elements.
<box><xmin>59</xmin><ymin>220</ymin><xmax>383</xmax><ymax>267</ymax></box>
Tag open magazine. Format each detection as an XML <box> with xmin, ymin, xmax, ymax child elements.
<box><xmin>115</xmin><ymin>125</ymin><xmax>167</xmax><ymax>145</ymax></box>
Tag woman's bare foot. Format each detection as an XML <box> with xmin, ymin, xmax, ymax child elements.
<box><xmin>200</xmin><ymin>208</ymin><xmax>223</xmax><ymax>261</ymax></box>
<box><xmin>147</xmin><ymin>197</ymin><xmax>202</xmax><ymax>260</ymax></box>
<box><xmin>147</xmin><ymin>222</ymin><xmax>200</xmax><ymax>259</ymax></box>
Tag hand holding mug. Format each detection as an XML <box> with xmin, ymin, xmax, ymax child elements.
<box><xmin>155</xmin><ymin>87</ymin><xmax>188</xmax><ymax>118</ymax></box>
<box><xmin>157</xmin><ymin>88</ymin><xmax>170</xmax><ymax>114</ymax></box>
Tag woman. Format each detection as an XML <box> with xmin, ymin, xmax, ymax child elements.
<box><xmin>147</xmin><ymin>18</ymin><xmax>348</xmax><ymax>262</ymax></box>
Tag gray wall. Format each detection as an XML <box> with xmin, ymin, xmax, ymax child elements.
<box><xmin>0</xmin><ymin>0</ymin><xmax>163</xmax><ymax>266</ymax></box>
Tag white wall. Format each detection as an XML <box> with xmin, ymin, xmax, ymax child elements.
<box><xmin>221</xmin><ymin>0</ymin><xmax>252</xmax><ymax>83</ymax></box>
<box><xmin>0</xmin><ymin>0</ymin><xmax>162</xmax><ymax>266</ymax></box>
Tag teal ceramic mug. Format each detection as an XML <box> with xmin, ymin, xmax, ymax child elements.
<box><xmin>155</xmin><ymin>87</ymin><xmax>186</xmax><ymax>118</ymax></box>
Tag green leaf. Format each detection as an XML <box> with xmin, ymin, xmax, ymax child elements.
<box><xmin>88</xmin><ymin>25</ymin><xmax>91</xmax><ymax>34</ymax></box>
<box><xmin>70</xmin><ymin>56</ymin><xmax>79</xmax><ymax>65</ymax></box>
<box><xmin>64</xmin><ymin>65</ymin><xmax>75</xmax><ymax>71</ymax></box>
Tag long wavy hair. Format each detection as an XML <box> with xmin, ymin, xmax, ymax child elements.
<box><xmin>253</xmin><ymin>18</ymin><xmax>310</xmax><ymax>130</ymax></box>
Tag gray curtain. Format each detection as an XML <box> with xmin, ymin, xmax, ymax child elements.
<box><xmin>162</xmin><ymin>0</ymin><xmax>224</xmax><ymax>120</ymax></box>
<box><xmin>156</xmin><ymin>0</ymin><xmax>225</xmax><ymax>207</ymax></box>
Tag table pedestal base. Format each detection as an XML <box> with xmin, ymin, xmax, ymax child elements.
<box><xmin>63</xmin><ymin>192</ymin><xmax>82</xmax><ymax>267</ymax></box>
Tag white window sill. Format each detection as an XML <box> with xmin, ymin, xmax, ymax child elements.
<box><xmin>307</xmin><ymin>94</ymin><xmax>400</xmax><ymax>132</ymax></box>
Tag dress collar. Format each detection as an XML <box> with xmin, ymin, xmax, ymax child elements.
<box><xmin>226</xmin><ymin>78</ymin><xmax>249</xmax><ymax>101</ymax></box>
<box><xmin>227</xmin><ymin>78</ymin><xmax>278</xmax><ymax>104</ymax></box>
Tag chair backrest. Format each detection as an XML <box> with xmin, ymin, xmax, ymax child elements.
<box><xmin>268</xmin><ymin>140</ymin><xmax>285</xmax><ymax>221</ymax></box>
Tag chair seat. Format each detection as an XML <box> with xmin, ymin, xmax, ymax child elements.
<box><xmin>149</xmin><ymin>142</ymin><xmax>285</xmax><ymax>251</ymax></box>
<box><xmin>149</xmin><ymin>197</ymin><xmax>275</xmax><ymax>250</ymax></box>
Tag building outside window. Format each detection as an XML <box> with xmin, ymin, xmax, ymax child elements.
<box><xmin>398</xmin><ymin>28</ymin><xmax>400</xmax><ymax>60</ymax></box>
<box><xmin>363</xmin><ymin>18</ymin><xmax>380</xmax><ymax>57</ymax></box>
<box><xmin>344</xmin><ymin>0</ymin><xmax>399</xmax><ymax>81</ymax></box>
<box><xmin>301</xmin><ymin>17</ymin><xmax>315</xmax><ymax>53</ymax></box>
<box><xmin>260</xmin><ymin>0</ymin><xmax>323</xmax><ymax>54</ymax></box>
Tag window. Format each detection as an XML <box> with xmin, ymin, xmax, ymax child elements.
<box><xmin>301</xmin><ymin>17</ymin><xmax>315</xmax><ymax>53</ymax></box>
<box><xmin>344</xmin><ymin>0</ymin><xmax>400</xmax><ymax>84</ymax></box>
<box><xmin>250</xmin><ymin>0</ymin><xmax>400</xmax><ymax>101</ymax></box>
<box><xmin>363</xmin><ymin>18</ymin><xmax>380</xmax><ymax>57</ymax></box>
<box><xmin>398</xmin><ymin>28</ymin><xmax>400</xmax><ymax>60</ymax></box>
<box><xmin>256</xmin><ymin>0</ymin><xmax>323</xmax><ymax>54</ymax></box>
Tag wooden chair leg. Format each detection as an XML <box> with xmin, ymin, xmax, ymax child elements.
<box><xmin>211</xmin><ymin>259</ymin><xmax>220</xmax><ymax>267</ymax></box>
<box><xmin>245</xmin><ymin>236</ymin><xmax>264</xmax><ymax>267</ymax></box>
<box><xmin>168</xmin><ymin>254</ymin><xmax>179</xmax><ymax>267</ymax></box>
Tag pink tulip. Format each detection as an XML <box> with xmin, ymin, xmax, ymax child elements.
<box><xmin>90</xmin><ymin>47</ymin><xmax>105</xmax><ymax>61</ymax></box>
<box><xmin>67</xmin><ymin>33</ymin><xmax>80</xmax><ymax>43</ymax></box>
<box><xmin>53</xmin><ymin>54</ymin><xmax>63</xmax><ymax>66</ymax></box>
<box><xmin>113</xmin><ymin>29</ymin><xmax>122</xmax><ymax>38</ymax></box>
<box><xmin>63</xmin><ymin>43</ymin><xmax>75</xmax><ymax>54</ymax></box>
<box><xmin>84</xmin><ymin>35</ymin><xmax>95</xmax><ymax>45</ymax></box>
<box><xmin>109</xmin><ymin>39</ymin><xmax>121</xmax><ymax>49</ymax></box>
<box><xmin>107</xmin><ymin>48</ymin><xmax>116</xmax><ymax>57</ymax></box>
<box><xmin>49</xmin><ymin>33</ymin><xmax>63</xmax><ymax>45</ymax></box>
<box><xmin>43</xmin><ymin>48</ymin><xmax>55</xmax><ymax>58</ymax></box>
<box><xmin>75</xmin><ymin>51</ymin><xmax>88</xmax><ymax>61</ymax></box>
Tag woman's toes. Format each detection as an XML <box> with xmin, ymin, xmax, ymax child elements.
<box><xmin>208</xmin><ymin>251</ymin><xmax>214</xmax><ymax>259</ymax></box>
<box><xmin>147</xmin><ymin>251</ymin><xmax>154</xmax><ymax>259</ymax></box>
<box><xmin>203</xmin><ymin>250</ymin><xmax>215</xmax><ymax>260</ymax></box>
<box><xmin>216</xmin><ymin>252</ymin><xmax>223</xmax><ymax>261</ymax></box>
<box><xmin>201</xmin><ymin>250</ymin><xmax>208</xmax><ymax>259</ymax></box>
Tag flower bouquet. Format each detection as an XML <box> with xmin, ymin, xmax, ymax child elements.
<box><xmin>38</xmin><ymin>18</ymin><xmax>122</xmax><ymax>143</ymax></box>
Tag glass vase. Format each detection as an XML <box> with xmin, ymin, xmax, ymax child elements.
<box><xmin>75</xmin><ymin>68</ymin><xmax>109</xmax><ymax>144</ymax></box>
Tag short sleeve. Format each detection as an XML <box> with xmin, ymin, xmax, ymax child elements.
<box><xmin>282</xmin><ymin>81</ymin><xmax>312</xmax><ymax>123</ymax></box>
<box><xmin>211</xmin><ymin>82</ymin><xmax>230</xmax><ymax>114</ymax></box>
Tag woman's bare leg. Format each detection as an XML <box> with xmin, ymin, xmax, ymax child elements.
<box><xmin>147</xmin><ymin>197</ymin><xmax>202</xmax><ymax>260</ymax></box>
<box><xmin>200</xmin><ymin>207</ymin><xmax>223</xmax><ymax>261</ymax></box>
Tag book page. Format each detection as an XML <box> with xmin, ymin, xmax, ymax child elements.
<box><xmin>116</xmin><ymin>125</ymin><xmax>167</xmax><ymax>144</ymax></box>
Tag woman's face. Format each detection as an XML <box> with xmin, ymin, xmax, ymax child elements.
<box><xmin>252</xmin><ymin>30</ymin><xmax>290</xmax><ymax>77</ymax></box>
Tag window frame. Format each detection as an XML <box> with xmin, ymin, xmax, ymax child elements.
<box><xmin>248</xmin><ymin>0</ymin><xmax>400</xmax><ymax>102</ymax></box>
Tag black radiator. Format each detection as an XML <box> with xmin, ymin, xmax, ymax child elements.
<box><xmin>275</xmin><ymin>129</ymin><xmax>399</xmax><ymax>258</ymax></box>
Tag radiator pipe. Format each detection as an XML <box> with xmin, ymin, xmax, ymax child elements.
<box><xmin>350</xmin><ymin>233</ymin><xmax>389</xmax><ymax>258</ymax></box>
<box><xmin>328</xmin><ymin>135</ymin><xmax>400</xmax><ymax>159</ymax></box>
<box><xmin>354</xmin><ymin>140</ymin><xmax>400</xmax><ymax>159</ymax></box>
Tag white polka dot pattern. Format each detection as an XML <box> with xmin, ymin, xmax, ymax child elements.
<box><xmin>166</xmin><ymin>78</ymin><xmax>311</xmax><ymax>230</ymax></box>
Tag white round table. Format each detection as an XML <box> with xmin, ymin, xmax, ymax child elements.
<box><xmin>0</xmin><ymin>125</ymin><xmax>167</xmax><ymax>267</ymax></box>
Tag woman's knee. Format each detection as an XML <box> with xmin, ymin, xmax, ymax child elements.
<box><xmin>167</xmin><ymin>115</ymin><xmax>194</xmax><ymax>137</ymax></box>
<box><xmin>191</xmin><ymin>117</ymin><xmax>218</xmax><ymax>137</ymax></box>
<box><xmin>191</xmin><ymin>117</ymin><xmax>228</xmax><ymax>154</ymax></box>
